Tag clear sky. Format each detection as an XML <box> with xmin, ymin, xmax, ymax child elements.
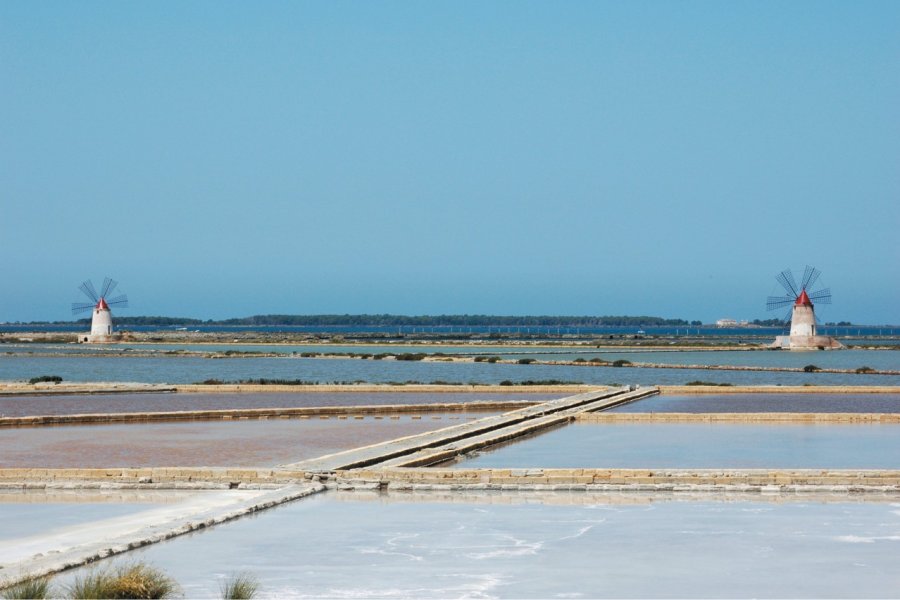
<box><xmin>2</xmin><ymin>1</ymin><xmax>898</xmax><ymax>324</ymax></box>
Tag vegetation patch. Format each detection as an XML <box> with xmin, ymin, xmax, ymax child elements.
<box><xmin>68</xmin><ymin>563</ymin><xmax>179</xmax><ymax>599</ymax></box>
<box><xmin>611</xmin><ymin>359</ymin><xmax>632</xmax><ymax>367</ymax></box>
<box><xmin>28</xmin><ymin>375</ymin><xmax>62</xmax><ymax>384</ymax></box>
<box><xmin>855</xmin><ymin>366</ymin><xmax>875</xmax><ymax>374</ymax></box>
<box><xmin>685</xmin><ymin>380</ymin><xmax>733</xmax><ymax>386</ymax></box>
<box><xmin>803</xmin><ymin>364</ymin><xmax>821</xmax><ymax>372</ymax></box>
<box><xmin>395</xmin><ymin>353</ymin><xmax>427</xmax><ymax>361</ymax></box>
<box><xmin>516</xmin><ymin>358</ymin><xmax>536</xmax><ymax>364</ymax></box>
<box><xmin>220</xmin><ymin>573</ymin><xmax>259</xmax><ymax>600</ymax></box>
<box><xmin>236</xmin><ymin>378</ymin><xmax>318</xmax><ymax>386</ymax></box>
<box><xmin>499</xmin><ymin>379</ymin><xmax>581</xmax><ymax>386</ymax></box>
<box><xmin>2</xmin><ymin>578</ymin><xmax>52</xmax><ymax>599</ymax></box>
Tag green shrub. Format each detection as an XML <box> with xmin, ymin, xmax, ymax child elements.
<box><xmin>28</xmin><ymin>375</ymin><xmax>62</xmax><ymax>384</ymax></box>
<box><xmin>803</xmin><ymin>364</ymin><xmax>821</xmax><ymax>373</ymax></box>
<box><xmin>68</xmin><ymin>563</ymin><xmax>179</xmax><ymax>599</ymax></box>
<box><xmin>685</xmin><ymin>381</ymin><xmax>733</xmax><ymax>386</ymax></box>
<box><xmin>611</xmin><ymin>359</ymin><xmax>632</xmax><ymax>367</ymax></box>
<box><xmin>499</xmin><ymin>380</ymin><xmax>514</xmax><ymax>386</ymax></box>
<box><xmin>516</xmin><ymin>358</ymin><xmax>536</xmax><ymax>365</ymax></box>
<box><xmin>486</xmin><ymin>356</ymin><xmax>501</xmax><ymax>363</ymax></box>
<box><xmin>299</xmin><ymin>352</ymin><xmax>318</xmax><ymax>357</ymax></box>
<box><xmin>573</xmin><ymin>358</ymin><xmax>587</xmax><ymax>363</ymax></box>
<box><xmin>220</xmin><ymin>573</ymin><xmax>259</xmax><ymax>600</ymax></box>
<box><xmin>589</xmin><ymin>357</ymin><xmax>608</xmax><ymax>364</ymax></box>
<box><xmin>2</xmin><ymin>577</ymin><xmax>52</xmax><ymax>599</ymax></box>
<box><xmin>473</xmin><ymin>356</ymin><xmax>487</xmax><ymax>362</ymax></box>
<box><xmin>395</xmin><ymin>353</ymin><xmax>427</xmax><ymax>361</ymax></box>
<box><xmin>855</xmin><ymin>366</ymin><xmax>875</xmax><ymax>374</ymax></box>
<box><xmin>199</xmin><ymin>379</ymin><xmax>224</xmax><ymax>385</ymax></box>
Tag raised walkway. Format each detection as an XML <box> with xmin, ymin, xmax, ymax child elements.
<box><xmin>287</xmin><ymin>387</ymin><xmax>657</xmax><ymax>471</ymax></box>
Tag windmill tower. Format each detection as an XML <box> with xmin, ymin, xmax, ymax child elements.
<box><xmin>72</xmin><ymin>278</ymin><xmax>129</xmax><ymax>343</ymax></box>
<box><xmin>766</xmin><ymin>266</ymin><xmax>842</xmax><ymax>350</ymax></box>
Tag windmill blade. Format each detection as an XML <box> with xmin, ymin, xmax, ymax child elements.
<box><xmin>71</xmin><ymin>302</ymin><xmax>96</xmax><ymax>314</ymax></box>
<box><xmin>801</xmin><ymin>266</ymin><xmax>821</xmax><ymax>291</ymax></box>
<box><xmin>775</xmin><ymin>269</ymin><xmax>799</xmax><ymax>297</ymax></box>
<box><xmin>100</xmin><ymin>277</ymin><xmax>118</xmax><ymax>299</ymax></box>
<box><xmin>78</xmin><ymin>280</ymin><xmax>99</xmax><ymax>303</ymax></box>
<box><xmin>808</xmin><ymin>288</ymin><xmax>832</xmax><ymax>304</ymax></box>
<box><xmin>766</xmin><ymin>295</ymin><xmax>795</xmax><ymax>311</ymax></box>
<box><xmin>781</xmin><ymin>307</ymin><xmax>793</xmax><ymax>324</ymax></box>
<box><xmin>106</xmin><ymin>294</ymin><xmax>129</xmax><ymax>308</ymax></box>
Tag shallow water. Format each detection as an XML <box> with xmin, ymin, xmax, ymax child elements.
<box><xmin>0</xmin><ymin>489</ymin><xmax>202</xmax><ymax>540</ymax></box>
<box><xmin>1</xmin><ymin>354</ymin><xmax>898</xmax><ymax>386</ymax></box>
<box><xmin>0</xmin><ymin>413</ymin><xmax>495</xmax><ymax>468</ymax></box>
<box><xmin>613</xmin><ymin>393</ymin><xmax>900</xmax><ymax>413</ymax></box>
<box><xmin>0</xmin><ymin>391</ymin><xmax>552</xmax><ymax>418</ymax></box>
<box><xmin>4</xmin><ymin>343</ymin><xmax>899</xmax><ymax>370</ymax></box>
<box><xmin>53</xmin><ymin>492</ymin><xmax>900</xmax><ymax>598</ymax></box>
<box><xmin>458</xmin><ymin>421</ymin><xmax>900</xmax><ymax>469</ymax></box>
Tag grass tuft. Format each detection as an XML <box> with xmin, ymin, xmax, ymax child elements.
<box><xmin>220</xmin><ymin>573</ymin><xmax>259</xmax><ymax>600</ymax></box>
<box><xmin>2</xmin><ymin>578</ymin><xmax>52</xmax><ymax>599</ymax></box>
<box><xmin>68</xmin><ymin>563</ymin><xmax>180</xmax><ymax>599</ymax></box>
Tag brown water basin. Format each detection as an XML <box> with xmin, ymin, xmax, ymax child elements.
<box><xmin>0</xmin><ymin>413</ymin><xmax>497</xmax><ymax>468</ymax></box>
<box><xmin>0</xmin><ymin>392</ymin><xmax>555</xmax><ymax>418</ymax></box>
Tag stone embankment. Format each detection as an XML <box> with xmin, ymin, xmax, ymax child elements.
<box><xmin>9</xmin><ymin>466</ymin><xmax>892</xmax><ymax>495</ymax></box>
<box><xmin>3</xmin><ymin>466</ymin><xmax>899</xmax><ymax>494</ymax></box>
<box><xmin>0</xmin><ymin>382</ymin><xmax>595</xmax><ymax>395</ymax></box>
<box><xmin>576</xmin><ymin>412</ymin><xmax>900</xmax><ymax>423</ymax></box>
<box><xmin>0</xmin><ymin>467</ymin><xmax>309</xmax><ymax>489</ymax></box>
<box><xmin>0</xmin><ymin>401</ymin><xmax>535</xmax><ymax>428</ymax></box>
<box><xmin>334</xmin><ymin>467</ymin><xmax>900</xmax><ymax>493</ymax></box>
<box><xmin>0</xmin><ymin>483</ymin><xmax>324</xmax><ymax>588</ymax></box>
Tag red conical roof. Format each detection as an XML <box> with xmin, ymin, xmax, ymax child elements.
<box><xmin>96</xmin><ymin>298</ymin><xmax>109</xmax><ymax>310</ymax></box>
<box><xmin>795</xmin><ymin>289</ymin><xmax>812</xmax><ymax>306</ymax></box>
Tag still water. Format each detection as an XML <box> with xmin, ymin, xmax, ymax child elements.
<box><xmin>53</xmin><ymin>491</ymin><xmax>900</xmax><ymax>598</ymax></box>
<box><xmin>1</xmin><ymin>414</ymin><xmax>495</xmax><ymax>468</ymax></box>
<box><xmin>458</xmin><ymin>421</ymin><xmax>900</xmax><ymax>469</ymax></box>
<box><xmin>4</xmin><ymin>343</ymin><xmax>899</xmax><ymax>371</ymax></box>
<box><xmin>1</xmin><ymin>355</ymin><xmax>899</xmax><ymax>386</ymax></box>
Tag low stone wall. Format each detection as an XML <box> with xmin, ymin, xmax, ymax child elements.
<box><xmin>576</xmin><ymin>412</ymin><xmax>900</xmax><ymax>423</ymax></box>
<box><xmin>0</xmin><ymin>467</ymin><xmax>308</xmax><ymax>488</ymax></box>
<box><xmin>177</xmin><ymin>383</ymin><xmax>595</xmax><ymax>394</ymax></box>
<box><xmin>0</xmin><ymin>401</ymin><xmax>532</xmax><ymax>428</ymax></box>
<box><xmin>336</xmin><ymin>468</ymin><xmax>900</xmax><ymax>492</ymax></box>
<box><xmin>6</xmin><ymin>466</ymin><xmax>898</xmax><ymax>493</ymax></box>
<box><xmin>658</xmin><ymin>385</ymin><xmax>899</xmax><ymax>394</ymax></box>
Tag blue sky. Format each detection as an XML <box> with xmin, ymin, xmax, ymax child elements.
<box><xmin>2</xmin><ymin>1</ymin><xmax>898</xmax><ymax>324</ymax></box>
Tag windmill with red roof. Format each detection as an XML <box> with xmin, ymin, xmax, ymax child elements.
<box><xmin>766</xmin><ymin>266</ymin><xmax>841</xmax><ymax>350</ymax></box>
<box><xmin>72</xmin><ymin>277</ymin><xmax>129</xmax><ymax>343</ymax></box>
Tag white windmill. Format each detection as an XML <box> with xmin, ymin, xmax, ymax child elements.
<box><xmin>766</xmin><ymin>266</ymin><xmax>842</xmax><ymax>350</ymax></box>
<box><xmin>72</xmin><ymin>277</ymin><xmax>129</xmax><ymax>343</ymax></box>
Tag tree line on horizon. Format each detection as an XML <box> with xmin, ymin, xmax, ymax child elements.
<box><xmin>58</xmin><ymin>314</ymin><xmax>704</xmax><ymax>327</ymax></box>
